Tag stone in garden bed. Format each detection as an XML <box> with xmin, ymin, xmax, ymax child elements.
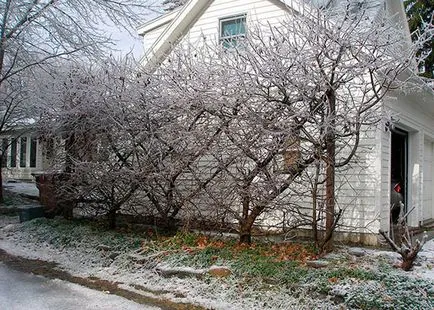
<box><xmin>156</xmin><ymin>265</ymin><xmax>207</xmax><ymax>279</ymax></box>
<box><xmin>348</xmin><ymin>247</ymin><xmax>366</xmax><ymax>257</ymax></box>
<box><xmin>96</xmin><ymin>244</ymin><xmax>112</xmax><ymax>251</ymax></box>
<box><xmin>208</xmin><ymin>266</ymin><xmax>231</xmax><ymax>278</ymax></box>
<box><xmin>306</xmin><ymin>260</ymin><xmax>329</xmax><ymax>268</ymax></box>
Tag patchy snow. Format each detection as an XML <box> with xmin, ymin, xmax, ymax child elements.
<box><xmin>412</xmin><ymin>239</ymin><xmax>434</xmax><ymax>280</ymax></box>
<box><xmin>0</xmin><ymin>219</ymin><xmax>338</xmax><ymax>309</ymax></box>
<box><xmin>0</xmin><ymin>218</ymin><xmax>433</xmax><ymax>309</ymax></box>
<box><xmin>0</xmin><ymin>215</ymin><xmax>20</xmax><ymax>228</ymax></box>
<box><xmin>2</xmin><ymin>180</ymin><xmax>39</xmax><ymax>198</ymax></box>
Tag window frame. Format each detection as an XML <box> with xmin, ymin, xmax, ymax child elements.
<box><xmin>20</xmin><ymin>137</ymin><xmax>27</xmax><ymax>168</ymax></box>
<box><xmin>219</xmin><ymin>14</ymin><xmax>247</xmax><ymax>49</ymax></box>
<box><xmin>1</xmin><ymin>138</ymin><xmax>8</xmax><ymax>168</ymax></box>
<box><xmin>30</xmin><ymin>137</ymin><xmax>37</xmax><ymax>168</ymax></box>
<box><xmin>10</xmin><ymin>139</ymin><xmax>17</xmax><ymax>168</ymax></box>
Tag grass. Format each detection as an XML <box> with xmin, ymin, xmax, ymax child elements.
<box><xmin>9</xmin><ymin>218</ymin><xmax>434</xmax><ymax>309</ymax></box>
<box><xmin>22</xmin><ymin>217</ymin><xmax>145</xmax><ymax>251</ymax></box>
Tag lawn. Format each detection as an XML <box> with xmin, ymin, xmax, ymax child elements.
<box><xmin>0</xmin><ymin>217</ymin><xmax>433</xmax><ymax>309</ymax></box>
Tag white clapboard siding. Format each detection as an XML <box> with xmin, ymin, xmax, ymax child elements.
<box><xmin>180</xmin><ymin>0</ymin><xmax>289</xmax><ymax>46</ymax></box>
<box><xmin>423</xmin><ymin>139</ymin><xmax>433</xmax><ymax>222</ymax></box>
<box><xmin>379</xmin><ymin>121</ymin><xmax>391</xmax><ymax>232</ymax></box>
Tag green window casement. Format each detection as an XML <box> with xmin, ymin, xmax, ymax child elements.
<box><xmin>1</xmin><ymin>138</ymin><xmax>8</xmax><ymax>168</ymax></box>
<box><xmin>220</xmin><ymin>14</ymin><xmax>246</xmax><ymax>49</ymax></box>
<box><xmin>20</xmin><ymin>137</ymin><xmax>27</xmax><ymax>168</ymax></box>
<box><xmin>30</xmin><ymin>138</ymin><xmax>37</xmax><ymax>168</ymax></box>
<box><xmin>10</xmin><ymin>139</ymin><xmax>17</xmax><ymax>167</ymax></box>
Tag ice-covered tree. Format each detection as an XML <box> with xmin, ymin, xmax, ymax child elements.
<box><xmin>0</xmin><ymin>0</ymin><xmax>156</xmax><ymax>202</ymax></box>
<box><xmin>35</xmin><ymin>56</ymin><xmax>155</xmax><ymax>226</ymax></box>
<box><xmin>160</xmin><ymin>3</ymin><xmax>433</xmax><ymax>248</ymax></box>
<box><xmin>34</xmin><ymin>2</ymin><xmax>433</xmax><ymax>246</ymax></box>
<box><xmin>36</xmin><ymin>56</ymin><xmax>226</xmax><ymax>229</ymax></box>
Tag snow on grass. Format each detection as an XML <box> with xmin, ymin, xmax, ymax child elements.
<box><xmin>0</xmin><ymin>217</ymin><xmax>433</xmax><ymax>309</ymax></box>
<box><xmin>410</xmin><ymin>239</ymin><xmax>434</xmax><ymax>281</ymax></box>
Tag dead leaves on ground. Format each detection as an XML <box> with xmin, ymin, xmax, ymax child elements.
<box><xmin>144</xmin><ymin>233</ymin><xmax>316</xmax><ymax>263</ymax></box>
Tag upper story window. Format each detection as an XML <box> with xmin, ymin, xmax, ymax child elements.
<box><xmin>219</xmin><ymin>14</ymin><xmax>246</xmax><ymax>49</ymax></box>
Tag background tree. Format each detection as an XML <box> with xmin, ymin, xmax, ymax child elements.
<box><xmin>35</xmin><ymin>56</ymin><xmax>154</xmax><ymax>226</ymax></box>
<box><xmin>0</xmin><ymin>0</ymin><xmax>156</xmax><ymax>202</ymax></box>
<box><xmin>36</xmin><ymin>55</ymin><xmax>233</xmax><ymax>230</ymax></box>
<box><xmin>404</xmin><ymin>0</ymin><xmax>434</xmax><ymax>78</ymax></box>
<box><xmin>162</xmin><ymin>0</ymin><xmax>187</xmax><ymax>11</ymax></box>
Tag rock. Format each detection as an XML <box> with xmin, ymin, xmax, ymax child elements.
<box><xmin>156</xmin><ymin>265</ymin><xmax>206</xmax><ymax>279</ymax></box>
<box><xmin>109</xmin><ymin>252</ymin><xmax>120</xmax><ymax>260</ymax></box>
<box><xmin>348</xmin><ymin>248</ymin><xmax>366</xmax><ymax>257</ymax></box>
<box><xmin>330</xmin><ymin>284</ymin><xmax>350</xmax><ymax>297</ymax></box>
<box><xmin>375</xmin><ymin>251</ymin><xmax>401</xmax><ymax>263</ymax></box>
<box><xmin>96</xmin><ymin>244</ymin><xmax>111</xmax><ymax>251</ymax></box>
<box><xmin>306</xmin><ymin>260</ymin><xmax>329</xmax><ymax>268</ymax></box>
<box><xmin>128</xmin><ymin>254</ymin><xmax>149</xmax><ymax>264</ymax></box>
<box><xmin>208</xmin><ymin>266</ymin><xmax>231</xmax><ymax>278</ymax></box>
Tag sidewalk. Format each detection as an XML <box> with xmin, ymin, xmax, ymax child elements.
<box><xmin>1</xmin><ymin>180</ymin><xmax>41</xmax><ymax>224</ymax></box>
<box><xmin>2</xmin><ymin>180</ymin><xmax>39</xmax><ymax>200</ymax></box>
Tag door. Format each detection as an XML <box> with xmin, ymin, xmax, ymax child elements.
<box><xmin>390</xmin><ymin>128</ymin><xmax>408</xmax><ymax>223</ymax></box>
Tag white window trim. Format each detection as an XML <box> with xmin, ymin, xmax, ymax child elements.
<box><xmin>219</xmin><ymin>14</ymin><xmax>247</xmax><ymax>47</ymax></box>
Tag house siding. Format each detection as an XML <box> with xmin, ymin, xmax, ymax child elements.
<box><xmin>179</xmin><ymin>0</ymin><xmax>289</xmax><ymax>46</ymax></box>
<box><xmin>334</xmin><ymin>126</ymin><xmax>382</xmax><ymax>235</ymax></box>
<box><xmin>139</xmin><ymin>0</ymin><xmax>434</xmax><ymax>244</ymax></box>
<box><xmin>379</xmin><ymin>119</ymin><xmax>392</xmax><ymax>232</ymax></box>
<box><xmin>423</xmin><ymin>138</ymin><xmax>434</xmax><ymax>223</ymax></box>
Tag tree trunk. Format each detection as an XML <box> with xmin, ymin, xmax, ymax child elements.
<box><xmin>312</xmin><ymin>162</ymin><xmax>320</xmax><ymax>243</ymax></box>
<box><xmin>324</xmin><ymin>89</ymin><xmax>336</xmax><ymax>252</ymax></box>
<box><xmin>401</xmin><ymin>253</ymin><xmax>418</xmax><ymax>271</ymax></box>
<box><xmin>108</xmin><ymin>209</ymin><xmax>117</xmax><ymax>229</ymax></box>
<box><xmin>0</xmin><ymin>164</ymin><xmax>3</xmax><ymax>203</ymax></box>
<box><xmin>62</xmin><ymin>203</ymin><xmax>73</xmax><ymax>220</ymax></box>
<box><xmin>239</xmin><ymin>191</ymin><xmax>253</xmax><ymax>244</ymax></box>
<box><xmin>239</xmin><ymin>221</ymin><xmax>253</xmax><ymax>244</ymax></box>
<box><xmin>161</xmin><ymin>215</ymin><xmax>178</xmax><ymax>233</ymax></box>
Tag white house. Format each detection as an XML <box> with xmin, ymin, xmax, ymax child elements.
<box><xmin>0</xmin><ymin>129</ymin><xmax>44</xmax><ymax>181</ymax></box>
<box><xmin>137</xmin><ymin>0</ymin><xmax>434</xmax><ymax>244</ymax></box>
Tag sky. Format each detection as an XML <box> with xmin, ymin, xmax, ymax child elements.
<box><xmin>106</xmin><ymin>7</ymin><xmax>163</xmax><ymax>59</ymax></box>
<box><xmin>109</xmin><ymin>27</ymin><xmax>144</xmax><ymax>58</ymax></box>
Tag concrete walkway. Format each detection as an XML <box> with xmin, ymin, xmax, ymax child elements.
<box><xmin>2</xmin><ymin>180</ymin><xmax>39</xmax><ymax>199</ymax></box>
<box><xmin>0</xmin><ymin>263</ymin><xmax>159</xmax><ymax>310</ymax></box>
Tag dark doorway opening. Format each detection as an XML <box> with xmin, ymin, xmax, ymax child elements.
<box><xmin>390</xmin><ymin>128</ymin><xmax>408</xmax><ymax>224</ymax></box>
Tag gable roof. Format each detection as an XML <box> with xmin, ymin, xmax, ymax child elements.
<box><xmin>138</xmin><ymin>0</ymin><xmax>312</xmax><ymax>68</ymax></box>
<box><xmin>137</xmin><ymin>8</ymin><xmax>181</xmax><ymax>35</ymax></box>
<box><xmin>138</xmin><ymin>0</ymin><xmax>213</xmax><ymax>68</ymax></box>
<box><xmin>138</xmin><ymin>0</ymin><xmax>411</xmax><ymax>70</ymax></box>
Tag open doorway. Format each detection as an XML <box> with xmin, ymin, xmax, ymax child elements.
<box><xmin>390</xmin><ymin>128</ymin><xmax>408</xmax><ymax>224</ymax></box>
